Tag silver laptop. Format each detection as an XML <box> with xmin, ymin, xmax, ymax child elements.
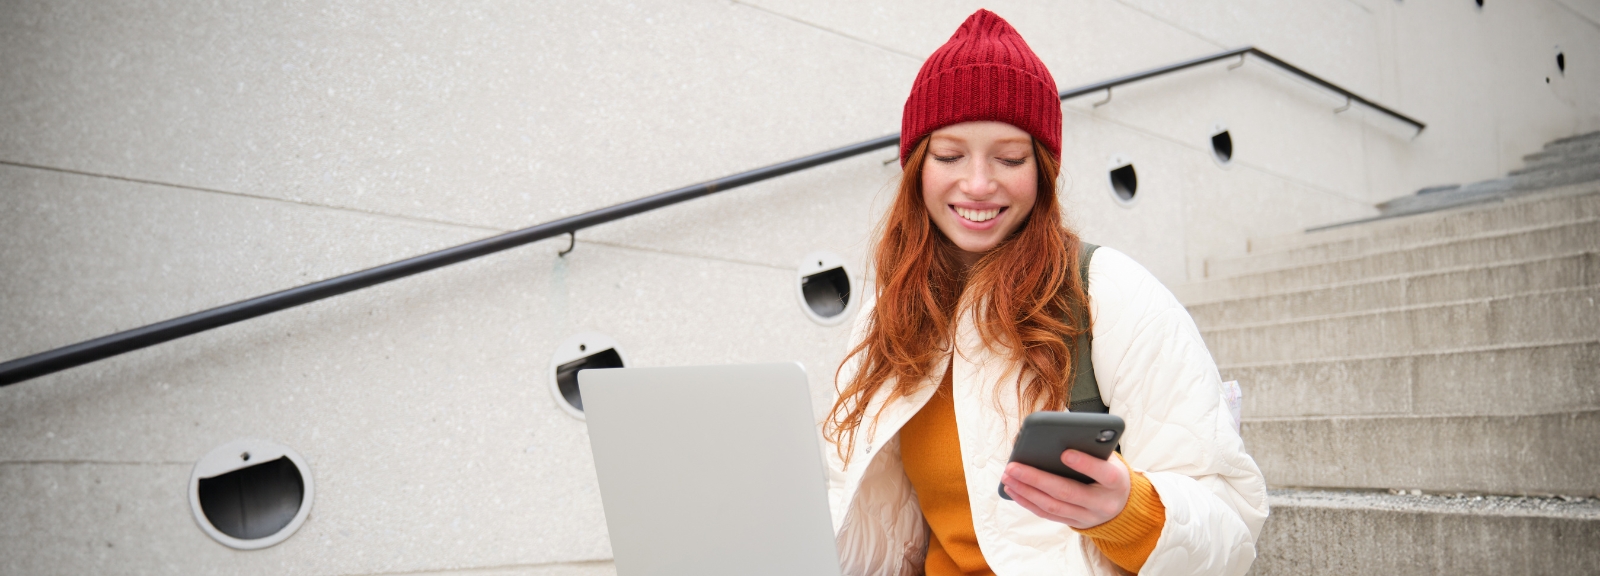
<box><xmin>579</xmin><ymin>363</ymin><xmax>842</xmax><ymax>576</ymax></box>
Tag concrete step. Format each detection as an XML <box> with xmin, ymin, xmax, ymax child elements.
<box><xmin>1220</xmin><ymin>341</ymin><xmax>1600</xmax><ymax>419</ymax></box>
<box><xmin>1519</xmin><ymin>138</ymin><xmax>1600</xmax><ymax>161</ymax></box>
<box><xmin>1523</xmin><ymin>143</ymin><xmax>1600</xmax><ymax>169</ymax></box>
<box><xmin>1177</xmin><ymin>218</ymin><xmax>1600</xmax><ymax>305</ymax></box>
<box><xmin>1512</xmin><ymin>147</ymin><xmax>1600</xmax><ymax>175</ymax></box>
<box><xmin>1236</xmin><ymin>183</ymin><xmax>1599</xmax><ymax>261</ymax></box>
<box><xmin>1278</xmin><ymin>134</ymin><xmax>1600</xmax><ymax>238</ymax></box>
<box><xmin>1375</xmin><ymin>163</ymin><xmax>1600</xmax><ymax>220</ymax></box>
<box><xmin>1547</xmin><ymin>130</ymin><xmax>1600</xmax><ymax>147</ymax></box>
<box><xmin>1205</xmin><ymin>189</ymin><xmax>1600</xmax><ymax>279</ymax></box>
<box><xmin>1501</xmin><ymin>155</ymin><xmax>1600</xmax><ymax>190</ymax></box>
<box><xmin>1526</xmin><ymin>131</ymin><xmax>1600</xmax><ymax>161</ymax></box>
<box><xmin>1188</xmin><ymin>251</ymin><xmax>1599</xmax><ymax>327</ymax></box>
<box><xmin>1202</xmin><ymin>286</ymin><xmax>1600</xmax><ymax>365</ymax></box>
<box><xmin>1250</xmin><ymin>489</ymin><xmax>1600</xmax><ymax>575</ymax></box>
<box><xmin>1241</xmin><ymin>410</ymin><xmax>1600</xmax><ymax>496</ymax></box>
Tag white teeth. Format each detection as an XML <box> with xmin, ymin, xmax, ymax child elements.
<box><xmin>955</xmin><ymin>207</ymin><xmax>1000</xmax><ymax>222</ymax></box>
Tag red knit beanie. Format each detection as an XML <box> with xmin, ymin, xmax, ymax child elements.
<box><xmin>900</xmin><ymin>9</ymin><xmax>1061</xmax><ymax>166</ymax></box>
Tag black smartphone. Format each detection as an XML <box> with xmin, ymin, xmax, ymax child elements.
<box><xmin>998</xmin><ymin>411</ymin><xmax>1124</xmax><ymax>500</ymax></box>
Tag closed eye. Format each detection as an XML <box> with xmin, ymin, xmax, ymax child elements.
<box><xmin>998</xmin><ymin>157</ymin><xmax>1028</xmax><ymax>167</ymax></box>
<box><xmin>932</xmin><ymin>154</ymin><xmax>963</xmax><ymax>163</ymax></box>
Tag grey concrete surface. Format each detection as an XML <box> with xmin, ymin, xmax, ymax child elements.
<box><xmin>1408</xmin><ymin>342</ymin><xmax>1600</xmax><ymax>417</ymax></box>
<box><xmin>1114</xmin><ymin>0</ymin><xmax>1382</xmax><ymax>94</ymax></box>
<box><xmin>1519</xmin><ymin>133</ymin><xmax>1600</xmax><ymax>164</ymax></box>
<box><xmin>578</xmin><ymin>147</ymin><xmax>894</xmax><ymax>272</ymax></box>
<box><xmin>0</xmin><ymin>238</ymin><xmax>859</xmax><ymax>574</ymax></box>
<box><xmin>1250</xmin><ymin>489</ymin><xmax>1600</xmax><ymax>576</ymax></box>
<box><xmin>0</xmin><ymin>238</ymin><xmax>854</xmax><ymax>459</ymax></box>
<box><xmin>0</xmin><ymin>0</ymin><xmax>915</xmax><ymax>232</ymax></box>
<box><xmin>0</xmin><ymin>462</ymin><xmax>619</xmax><ymax>576</ymax></box>
<box><xmin>1372</xmin><ymin>130</ymin><xmax>1600</xmax><ymax>220</ymax></box>
<box><xmin>0</xmin><ymin>175</ymin><xmax>864</xmax><ymax>573</ymax></box>
<box><xmin>743</xmin><ymin>0</ymin><xmax>1226</xmax><ymax>88</ymax></box>
<box><xmin>1188</xmin><ymin>251</ymin><xmax>1598</xmax><ymax>327</ymax></box>
<box><xmin>1178</xmin><ymin>219</ymin><xmax>1600</xmax><ymax>303</ymax></box>
<box><xmin>1206</xmin><ymin>187</ymin><xmax>1600</xmax><ymax>279</ymax></box>
<box><xmin>1203</xmin><ymin>286</ymin><xmax>1600</xmax><ymax>365</ymax></box>
<box><xmin>0</xmin><ymin>163</ymin><xmax>495</xmax><ymax>359</ymax></box>
<box><xmin>1378</xmin><ymin>0</ymin><xmax>1600</xmax><ymax>196</ymax></box>
<box><xmin>1069</xmin><ymin>56</ymin><xmax>1378</xmax><ymax>204</ymax></box>
<box><xmin>1522</xmin><ymin>133</ymin><xmax>1600</xmax><ymax>166</ymax></box>
<box><xmin>1553</xmin><ymin>0</ymin><xmax>1600</xmax><ymax>28</ymax></box>
<box><xmin>1228</xmin><ymin>183</ymin><xmax>1600</xmax><ymax>263</ymax></box>
<box><xmin>1224</xmin><ymin>355</ymin><xmax>1415</xmax><ymax>419</ymax></box>
<box><xmin>1</xmin><ymin>462</ymin><xmax>227</xmax><ymax>576</ymax></box>
<box><xmin>1243</xmin><ymin>411</ymin><xmax>1600</xmax><ymax>496</ymax></box>
<box><xmin>1377</xmin><ymin>163</ymin><xmax>1600</xmax><ymax>221</ymax></box>
<box><xmin>1223</xmin><ymin>342</ymin><xmax>1600</xmax><ymax>419</ymax></box>
<box><xmin>1514</xmin><ymin>151</ymin><xmax>1600</xmax><ymax>176</ymax></box>
<box><xmin>1516</xmin><ymin>146</ymin><xmax>1600</xmax><ymax>174</ymax></box>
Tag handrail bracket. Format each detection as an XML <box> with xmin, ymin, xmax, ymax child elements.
<box><xmin>1093</xmin><ymin>87</ymin><xmax>1113</xmax><ymax>108</ymax></box>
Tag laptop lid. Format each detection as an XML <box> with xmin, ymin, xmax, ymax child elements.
<box><xmin>579</xmin><ymin>363</ymin><xmax>842</xmax><ymax>576</ymax></box>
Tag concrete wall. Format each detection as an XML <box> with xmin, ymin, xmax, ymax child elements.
<box><xmin>1</xmin><ymin>1</ymin><xmax>1596</xmax><ymax>574</ymax></box>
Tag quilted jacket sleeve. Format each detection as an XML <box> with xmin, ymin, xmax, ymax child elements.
<box><xmin>1085</xmin><ymin>248</ymin><xmax>1270</xmax><ymax>576</ymax></box>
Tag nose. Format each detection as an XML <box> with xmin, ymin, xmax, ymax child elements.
<box><xmin>959</xmin><ymin>160</ymin><xmax>998</xmax><ymax>198</ymax></box>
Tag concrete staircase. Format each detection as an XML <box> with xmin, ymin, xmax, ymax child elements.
<box><xmin>1364</xmin><ymin>130</ymin><xmax>1600</xmax><ymax>222</ymax></box>
<box><xmin>1177</xmin><ymin>133</ymin><xmax>1600</xmax><ymax>574</ymax></box>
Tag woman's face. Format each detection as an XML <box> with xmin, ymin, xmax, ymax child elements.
<box><xmin>920</xmin><ymin>121</ymin><xmax>1038</xmax><ymax>266</ymax></box>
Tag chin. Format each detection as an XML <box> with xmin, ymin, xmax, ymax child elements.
<box><xmin>952</xmin><ymin>236</ymin><xmax>1004</xmax><ymax>255</ymax></box>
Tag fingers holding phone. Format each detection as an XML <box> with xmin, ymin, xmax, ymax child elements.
<box><xmin>1001</xmin><ymin>451</ymin><xmax>1131</xmax><ymax>529</ymax></box>
<box><xmin>998</xmin><ymin>411</ymin><xmax>1131</xmax><ymax>529</ymax></box>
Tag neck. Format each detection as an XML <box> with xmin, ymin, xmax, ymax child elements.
<box><xmin>954</xmin><ymin>249</ymin><xmax>982</xmax><ymax>269</ymax></box>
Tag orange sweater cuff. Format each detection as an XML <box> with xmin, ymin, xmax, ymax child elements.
<box><xmin>1074</xmin><ymin>456</ymin><xmax>1166</xmax><ymax>573</ymax></box>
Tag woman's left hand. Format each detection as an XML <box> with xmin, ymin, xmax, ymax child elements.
<box><xmin>1001</xmin><ymin>450</ymin><xmax>1131</xmax><ymax>529</ymax></box>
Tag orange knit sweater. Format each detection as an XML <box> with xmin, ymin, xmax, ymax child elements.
<box><xmin>900</xmin><ymin>368</ymin><xmax>1166</xmax><ymax>574</ymax></box>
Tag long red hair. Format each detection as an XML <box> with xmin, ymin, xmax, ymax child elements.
<box><xmin>825</xmin><ymin>137</ymin><xmax>1088</xmax><ymax>463</ymax></box>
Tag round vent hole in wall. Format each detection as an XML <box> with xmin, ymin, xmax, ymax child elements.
<box><xmin>1106</xmin><ymin>155</ymin><xmax>1138</xmax><ymax>206</ymax></box>
<box><xmin>1211</xmin><ymin>130</ymin><xmax>1233</xmax><ymax>165</ymax></box>
<box><xmin>190</xmin><ymin>439</ymin><xmax>314</xmax><ymax>550</ymax></box>
<box><xmin>1110</xmin><ymin>166</ymin><xmax>1137</xmax><ymax>201</ymax></box>
<box><xmin>796</xmin><ymin>251</ymin><xmax>855</xmax><ymax>326</ymax></box>
<box><xmin>550</xmin><ymin>332</ymin><xmax>628</xmax><ymax>419</ymax></box>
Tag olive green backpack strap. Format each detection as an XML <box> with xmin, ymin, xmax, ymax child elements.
<box><xmin>1068</xmin><ymin>242</ymin><xmax>1109</xmax><ymax>413</ymax></box>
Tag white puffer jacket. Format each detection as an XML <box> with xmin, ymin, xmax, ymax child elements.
<box><xmin>826</xmin><ymin>247</ymin><xmax>1268</xmax><ymax>576</ymax></box>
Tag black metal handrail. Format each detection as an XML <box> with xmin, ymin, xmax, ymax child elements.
<box><xmin>1062</xmin><ymin>47</ymin><xmax>1426</xmax><ymax>131</ymax></box>
<box><xmin>0</xmin><ymin>46</ymin><xmax>1421</xmax><ymax>387</ymax></box>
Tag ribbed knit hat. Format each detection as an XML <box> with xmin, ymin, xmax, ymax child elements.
<box><xmin>900</xmin><ymin>9</ymin><xmax>1061</xmax><ymax>166</ymax></box>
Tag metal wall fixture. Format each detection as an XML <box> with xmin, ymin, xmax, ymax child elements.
<box><xmin>1107</xmin><ymin>155</ymin><xmax>1139</xmax><ymax>206</ymax></box>
<box><xmin>796</xmin><ymin>252</ymin><xmax>856</xmax><ymax>326</ymax></box>
<box><xmin>1209</xmin><ymin>122</ymin><xmax>1234</xmax><ymax>167</ymax></box>
<box><xmin>189</xmin><ymin>439</ymin><xmax>314</xmax><ymax>550</ymax></box>
<box><xmin>549</xmin><ymin>332</ymin><xmax>627</xmax><ymax>419</ymax></box>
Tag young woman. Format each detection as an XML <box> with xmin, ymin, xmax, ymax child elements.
<box><xmin>824</xmin><ymin>10</ymin><xmax>1268</xmax><ymax>576</ymax></box>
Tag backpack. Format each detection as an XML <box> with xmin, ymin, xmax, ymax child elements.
<box><xmin>1068</xmin><ymin>242</ymin><xmax>1108</xmax><ymax>414</ymax></box>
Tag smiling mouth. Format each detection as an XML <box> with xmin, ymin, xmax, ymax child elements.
<box><xmin>954</xmin><ymin>206</ymin><xmax>1004</xmax><ymax>223</ymax></box>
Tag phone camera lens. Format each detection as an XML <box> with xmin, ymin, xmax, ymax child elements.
<box><xmin>1096</xmin><ymin>430</ymin><xmax>1115</xmax><ymax>443</ymax></box>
